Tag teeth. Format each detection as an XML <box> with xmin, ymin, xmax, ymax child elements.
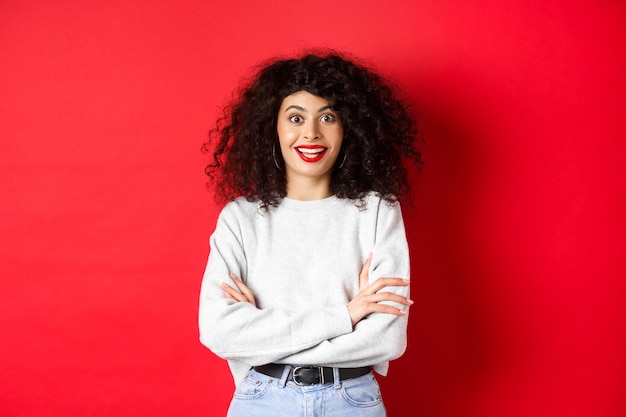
<box><xmin>297</xmin><ymin>147</ymin><xmax>325</xmax><ymax>154</ymax></box>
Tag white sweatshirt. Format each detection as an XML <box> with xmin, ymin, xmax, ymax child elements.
<box><xmin>198</xmin><ymin>192</ymin><xmax>411</xmax><ymax>385</ymax></box>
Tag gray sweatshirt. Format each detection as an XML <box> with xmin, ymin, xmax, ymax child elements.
<box><xmin>198</xmin><ymin>192</ymin><xmax>411</xmax><ymax>385</ymax></box>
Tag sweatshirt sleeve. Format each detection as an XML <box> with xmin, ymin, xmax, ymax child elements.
<box><xmin>198</xmin><ymin>202</ymin><xmax>354</xmax><ymax>366</ymax></box>
<box><xmin>276</xmin><ymin>199</ymin><xmax>411</xmax><ymax>371</ymax></box>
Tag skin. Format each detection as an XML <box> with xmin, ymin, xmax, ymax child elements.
<box><xmin>277</xmin><ymin>90</ymin><xmax>344</xmax><ymax>201</ymax></box>
<box><xmin>220</xmin><ymin>90</ymin><xmax>413</xmax><ymax>327</ymax></box>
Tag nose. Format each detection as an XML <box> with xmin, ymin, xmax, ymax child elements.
<box><xmin>303</xmin><ymin>120</ymin><xmax>320</xmax><ymax>141</ymax></box>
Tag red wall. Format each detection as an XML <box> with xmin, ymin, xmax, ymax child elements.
<box><xmin>1</xmin><ymin>1</ymin><xmax>624</xmax><ymax>416</ymax></box>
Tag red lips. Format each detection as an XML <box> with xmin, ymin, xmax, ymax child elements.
<box><xmin>295</xmin><ymin>145</ymin><xmax>328</xmax><ymax>163</ymax></box>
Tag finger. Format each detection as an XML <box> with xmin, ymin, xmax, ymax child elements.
<box><xmin>220</xmin><ymin>282</ymin><xmax>246</xmax><ymax>302</ymax></box>
<box><xmin>369</xmin><ymin>303</ymin><xmax>408</xmax><ymax>316</ymax></box>
<box><xmin>367</xmin><ymin>291</ymin><xmax>414</xmax><ymax>306</ymax></box>
<box><xmin>228</xmin><ymin>273</ymin><xmax>249</xmax><ymax>297</ymax></box>
<box><xmin>229</xmin><ymin>272</ymin><xmax>244</xmax><ymax>289</ymax></box>
<box><xmin>230</xmin><ymin>273</ymin><xmax>256</xmax><ymax>304</ymax></box>
<box><xmin>365</xmin><ymin>277</ymin><xmax>409</xmax><ymax>294</ymax></box>
<box><xmin>238</xmin><ymin>285</ymin><xmax>256</xmax><ymax>305</ymax></box>
<box><xmin>229</xmin><ymin>272</ymin><xmax>242</xmax><ymax>284</ymax></box>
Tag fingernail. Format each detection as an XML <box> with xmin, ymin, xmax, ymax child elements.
<box><xmin>407</xmin><ymin>299</ymin><xmax>414</xmax><ymax>305</ymax></box>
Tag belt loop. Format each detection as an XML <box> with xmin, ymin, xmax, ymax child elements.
<box><xmin>332</xmin><ymin>367</ymin><xmax>341</xmax><ymax>389</ymax></box>
<box><xmin>278</xmin><ymin>365</ymin><xmax>291</xmax><ymax>388</ymax></box>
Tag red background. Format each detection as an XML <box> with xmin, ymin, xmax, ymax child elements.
<box><xmin>1</xmin><ymin>1</ymin><xmax>625</xmax><ymax>416</ymax></box>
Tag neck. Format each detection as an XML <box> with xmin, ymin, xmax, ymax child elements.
<box><xmin>286</xmin><ymin>177</ymin><xmax>332</xmax><ymax>201</ymax></box>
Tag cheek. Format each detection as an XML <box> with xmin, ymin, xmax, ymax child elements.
<box><xmin>276</xmin><ymin>130</ymin><xmax>292</xmax><ymax>158</ymax></box>
<box><xmin>330</xmin><ymin>126</ymin><xmax>344</xmax><ymax>147</ymax></box>
<box><xmin>277</xmin><ymin>126</ymin><xmax>298</xmax><ymax>147</ymax></box>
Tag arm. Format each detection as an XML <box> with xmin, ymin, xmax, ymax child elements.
<box><xmin>278</xmin><ymin>200</ymin><xmax>412</xmax><ymax>368</ymax></box>
<box><xmin>346</xmin><ymin>253</ymin><xmax>412</xmax><ymax>326</ymax></box>
<box><xmin>222</xmin><ymin>255</ymin><xmax>411</xmax><ymax>324</ymax></box>
<box><xmin>222</xmin><ymin>253</ymin><xmax>412</xmax><ymax>369</ymax></box>
<box><xmin>216</xmin><ymin>200</ymin><xmax>413</xmax><ymax>369</ymax></box>
<box><xmin>198</xmin><ymin>204</ymin><xmax>354</xmax><ymax>366</ymax></box>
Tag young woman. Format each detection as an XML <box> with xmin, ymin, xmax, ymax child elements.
<box><xmin>199</xmin><ymin>51</ymin><xmax>423</xmax><ymax>417</ymax></box>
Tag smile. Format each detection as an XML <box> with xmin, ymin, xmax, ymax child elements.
<box><xmin>295</xmin><ymin>146</ymin><xmax>328</xmax><ymax>163</ymax></box>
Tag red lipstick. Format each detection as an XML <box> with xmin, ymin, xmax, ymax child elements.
<box><xmin>295</xmin><ymin>145</ymin><xmax>328</xmax><ymax>163</ymax></box>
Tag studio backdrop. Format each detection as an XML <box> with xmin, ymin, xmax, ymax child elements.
<box><xmin>1</xmin><ymin>1</ymin><xmax>625</xmax><ymax>416</ymax></box>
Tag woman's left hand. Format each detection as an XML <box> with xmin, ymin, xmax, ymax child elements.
<box><xmin>221</xmin><ymin>273</ymin><xmax>257</xmax><ymax>307</ymax></box>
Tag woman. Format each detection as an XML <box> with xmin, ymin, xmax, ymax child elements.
<box><xmin>199</xmin><ymin>51</ymin><xmax>422</xmax><ymax>417</ymax></box>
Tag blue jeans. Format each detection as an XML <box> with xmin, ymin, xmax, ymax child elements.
<box><xmin>226</xmin><ymin>366</ymin><xmax>387</xmax><ymax>417</ymax></box>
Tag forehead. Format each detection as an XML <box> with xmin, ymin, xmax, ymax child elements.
<box><xmin>279</xmin><ymin>90</ymin><xmax>332</xmax><ymax>110</ymax></box>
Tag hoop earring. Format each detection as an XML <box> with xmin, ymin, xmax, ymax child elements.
<box><xmin>273</xmin><ymin>143</ymin><xmax>283</xmax><ymax>169</ymax></box>
<box><xmin>337</xmin><ymin>152</ymin><xmax>347</xmax><ymax>169</ymax></box>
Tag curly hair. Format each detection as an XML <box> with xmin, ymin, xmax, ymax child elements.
<box><xmin>202</xmin><ymin>50</ymin><xmax>423</xmax><ymax>209</ymax></box>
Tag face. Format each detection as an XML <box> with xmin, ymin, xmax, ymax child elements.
<box><xmin>276</xmin><ymin>91</ymin><xmax>344</xmax><ymax>189</ymax></box>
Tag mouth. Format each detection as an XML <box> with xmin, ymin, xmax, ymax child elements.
<box><xmin>295</xmin><ymin>145</ymin><xmax>328</xmax><ymax>163</ymax></box>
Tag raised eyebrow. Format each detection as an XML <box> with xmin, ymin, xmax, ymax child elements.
<box><xmin>317</xmin><ymin>105</ymin><xmax>334</xmax><ymax>113</ymax></box>
<box><xmin>284</xmin><ymin>105</ymin><xmax>305</xmax><ymax>112</ymax></box>
<box><xmin>283</xmin><ymin>105</ymin><xmax>335</xmax><ymax>113</ymax></box>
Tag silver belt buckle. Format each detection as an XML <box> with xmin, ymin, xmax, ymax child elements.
<box><xmin>292</xmin><ymin>366</ymin><xmax>324</xmax><ymax>386</ymax></box>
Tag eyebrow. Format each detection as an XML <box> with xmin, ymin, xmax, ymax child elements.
<box><xmin>284</xmin><ymin>105</ymin><xmax>334</xmax><ymax>113</ymax></box>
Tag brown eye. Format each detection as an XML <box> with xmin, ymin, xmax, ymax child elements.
<box><xmin>289</xmin><ymin>115</ymin><xmax>303</xmax><ymax>123</ymax></box>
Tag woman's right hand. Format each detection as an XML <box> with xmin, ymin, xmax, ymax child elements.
<box><xmin>347</xmin><ymin>253</ymin><xmax>413</xmax><ymax>327</ymax></box>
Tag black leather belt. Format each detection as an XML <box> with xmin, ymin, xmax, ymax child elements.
<box><xmin>253</xmin><ymin>364</ymin><xmax>371</xmax><ymax>386</ymax></box>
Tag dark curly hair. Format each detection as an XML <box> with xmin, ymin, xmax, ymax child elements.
<box><xmin>202</xmin><ymin>50</ymin><xmax>423</xmax><ymax>209</ymax></box>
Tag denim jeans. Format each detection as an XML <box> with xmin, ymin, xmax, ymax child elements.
<box><xmin>226</xmin><ymin>366</ymin><xmax>387</xmax><ymax>417</ymax></box>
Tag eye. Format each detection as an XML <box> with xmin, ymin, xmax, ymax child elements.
<box><xmin>320</xmin><ymin>113</ymin><xmax>336</xmax><ymax>123</ymax></box>
<box><xmin>289</xmin><ymin>115</ymin><xmax>303</xmax><ymax>123</ymax></box>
